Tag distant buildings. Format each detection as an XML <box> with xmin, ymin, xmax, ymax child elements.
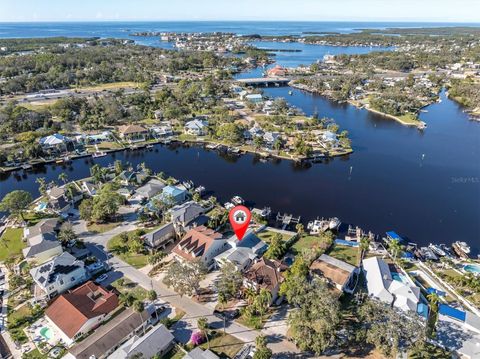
<box><xmin>267</xmin><ymin>65</ymin><xmax>287</xmax><ymax>77</ymax></box>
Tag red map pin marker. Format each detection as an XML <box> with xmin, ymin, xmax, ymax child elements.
<box><xmin>229</xmin><ymin>205</ymin><xmax>251</xmax><ymax>241</ymax></box>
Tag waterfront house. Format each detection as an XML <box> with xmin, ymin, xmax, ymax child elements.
<box><xmin>135</xmin><ymin>178</ymin><xmax>165</xmax><ymax>200</ymax></box>
<box><xmin>22</xmin><ymin>218</ymin><xmax>63</xmax><ymax>263</ymax></box>
<box><xmin>185</xmin><ymin>347</ymin><xmax>220</xmax><ymax>359</ymax></box>
<box><xmin>81</xmin><ymin>181</ymin><xmax>98</xmax><ymax>197</ymax></box>
<box><xmin>243</xmin><ymin>125</ymin><xmax>265</xmax><ymax>141</ymax></box>
<box><xmin>243</xmin><ymin>258</ymin><xmax>287</xmax><ymax>304</ymax></box>
<box><xmin>30</xmin><ymin>252</ymin><xmax>87</xmax><ymax>300</ymax></box>
<box><xmin>169</xmin><ymin>201</ymin><xmax>206</xmax><ymax>230</ymax></box>
<box><xmin>142</xmin><ymin>222</ymin><xmax>177</xmax><ymax>251</ymax></box>
<box><xmin>321</xmin><ymin>131</ymin><xmax>338</xmax><ymax>144</ymax></box>
<box><xmin>118</xmin><ymin>124</ymin><xmax>149</xmax><ymax>143</ymax></box>
<box><xmin>159</xmin><ymin>185</ymin><xmax>188</xmax><ymax>205</ymax></box>
<box><xmin>214</xmin><ymin>230</ymin><xmax>267</xmax><ymax>271</ymax></box>
<box><xmin>267</xmin><ymin>65</ymin><xmax>287</xmax><ymax>77</ymax></box>
<box><xmin>184</xmin><ymin>118</ymin><xmax>208</xmax><ymax>136</ymax></box>
<box><xmin>172</xmin><ymin>226</ymin><xmax>228</xmax><ymax>270</ymax></box>
<box><xmin>263</xmin><ymin>131</ymin><xmax>281</xmax><ymax>147</ymax></box>
<box><xmin>245</xmin><ymin>94</ymin><xmax>263</xmax><ymax>104</ymax></box>
<box><xmin>47</xmin><ymin>186</ymin><xmax>82</xmax><ymax>213</ymax></box>
<box><xmin>39</xmin><ymin>133</ymin><xmax>71</xmax><ymax>153</ymax></box>
<box><xmin>362</xmin><ymin>256</ymin><xmax>420</xmax><ymax>312</ymax></box>
<box><xmin>65</xmin><ymin>307</ymin><xmax>152</xmax><ymax>359</ymax></box>
<box><xmin>109</xmin><ymin>324</ymin><xmax>174</xmax><ymax>359</ymax></box>
<box><xmin>309</xmin><ymin>254</ymin><xmax>358</xmax><ymax>293</ymax></box>
<box><xmin>151</xmin><ymin>122</ymin><xmax>173</xmax><ymax>138</ymax></box>
<box><xmin>45</xmin><ymin>281</ymin><xmax>119</xmax><ymax>346</ymax></box>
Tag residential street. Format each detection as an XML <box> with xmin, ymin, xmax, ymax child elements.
<box><xmin>73</xmin><ymin>206</ymin><xmax>300</xmax><ymax>357</ymax></box>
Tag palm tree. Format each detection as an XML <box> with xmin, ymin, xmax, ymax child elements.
<box><xmin>133</xmin><ymin>300</ymin><xmax>146</xmax><ymax>335</ymax></box>
<box><xmin>255</xmin><ymin>289</ymin><xmax>272</xmax><ymax>316</ymax></box>
<box><xmin>359</xmin><ymin>236</ymin><xmax>370</xmax><ymax>260</ymax></box>
<box><xmin>244</xmin><ymin>287</ymin><xmax>257</xmax><ymax>305</ymax></box>
<box><xmin>197</xmin><ymin>316</ymin><xmax>210</xmax><ymax>348</ymax></box>
<box><xmin>388</xmin><ymin>239</ymin><xmax>404</xmax><ymax>262</ymax></box>
<box><xmin>58</xmin><ymin>172</ymin><xmax>68</xmax><ymax>185</ymax></box>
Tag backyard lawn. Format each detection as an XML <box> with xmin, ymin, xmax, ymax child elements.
<box><xmin>328</xmin><ymin>244</ymin><xmax>360</xmax><ymax>266</ymax></box>
<box><xmin>257</xmin><ymin>230</ymin><xmax>293</xmax><ymax>243</ymax></box>
<box><xmin>290</xmin><ymin>234</ymin><xmax>330</xmax><ymax>255</ymax></box>
<box><xmin>0</xmin><ymin>228</ymin><xmax>24</xmax><ymax>261</ymax></box>
<box><xmin>201</xmin><ymin>332</ymin><xmax>245</xmax><ymax>358</ymax></box>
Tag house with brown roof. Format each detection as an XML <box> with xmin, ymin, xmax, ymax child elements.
<box><xmin>243</xmin><ymin>258</ymin><xmax>287</xmax><ymax>304</ymax></box>
<box><xmin>309</xmin><ymin>254</ymin><xmax>358</xmax><ymax>294</ymax></box>
<box><xmin>118</xmin><ymin>124</ymin><xmax>149</xmax><ymax>143</ymax></box>
<box><xmin>172</xmin><ymin>226</ymin><xmax>228</xmax><ymax>270</ymax></box>
<box><xmin>45</xmin><ymin>281</ymin><xmax>119</xmax><ymax>345</ymax></box>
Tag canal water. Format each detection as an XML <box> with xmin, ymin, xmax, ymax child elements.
<box><xmin>0</xmin><ymin>22</ymin><xmax>479</xmax><ymax>254</ymax></box>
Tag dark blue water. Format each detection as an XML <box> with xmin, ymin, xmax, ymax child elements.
<box><xmin>0</xmin><ymin>22</ymin><xmax>479</xmax><ymax>255</ymax></box>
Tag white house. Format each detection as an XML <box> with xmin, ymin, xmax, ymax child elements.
<box><xmin>362</xmin><ymin>256</ymin><xmax>420</xmax><ymax>312</ymax></box>
<box><xmin>30</xmin><ymin>252</ymin><xmax>87</xmax><ymax>299</ymax></box>
<box><xmin>45</xmin><ymin>281</ymin><xmax>119</xmax><ymax>346</ymax></box>
<box><xmin>185</xmin><ymin>119</ymin><xmax>208</xmax><ymax>136</ymax></box>
<box><xmin>309</xmin><ymin>254</ymin><xmax>358</xmax><ymax>294</ymax></box>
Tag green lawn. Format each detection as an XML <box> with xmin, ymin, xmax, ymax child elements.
<box><xmin>257</xmin><ymin>230</ymin><xmax>292</xmax><ymax>243</ymax></box>
<box><xmin>7</xmin><ymin>303</ymin><xmax>41</xmax><ymax>344</ymax></box>
<box><xmin>201</xmin><ymin>333</ymin><xmax>245</xmax><ymax>358</ymax></box>
<box><xmin>327</xmin><ymin>244</ymin><xmax>360</xmax><ymax>266</ymax></box>
<box><xmin>111</xmin><ymin>278</ymin><xmax>148</xmax><ymax>301</ymax></box>
<box><xmin>0</xmin><ymin>228</ymin><xmax>24</xmax><ymax>262</ymax></box>
<box><xmin>22</xmin><ymin>349</ymin><xmax>48</xmax><ymax>359</ymax></box>
<box><xmin>291</xmin><ymin>234</ymin><xmax>329</xmax><ymax>255</ymax></box>
<box><xmin>87</xmin><ymin>222</ymin><xmax>119</xmax><ymax>234</ymax></box>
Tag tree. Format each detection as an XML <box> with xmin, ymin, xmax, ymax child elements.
<box><xmin>357</xmin><ymin>299</ymin><xmax>426</xmax><ymax>358</ymax></box>
<box><xmin>91</xmin><ymin>184</ymin><xmax>123</xmax><ymax>223</ymax></box>
<box><xmin>58</xmin><ymin>222</ymin><xmax>77</xmax><ymax>245</ymax></box>
<box><xmin>119</xmin><ymin>292</ymin><xmax>135</xmax><ymax>307</ymax></box>
<box><xmin>286</xmin><ymin>279</ymin><xmax>340</xmax><ymax>355</ymax></box>
<box><xmin>253</xmin><ymin>136</ymin><xmax>264</xmax><ymax>150</ymax></box>
<box><xmin>0</xmin><ymin>190</ymin><xmax>32</xmax><ymax>220</ymax></box>
<box><xmin>253</xmin><ymin>335</ymin><xmax>272</xmax><ymax>359</ymax></box>
<box><xmin>79</xmin><ymin>198</ymin><xmax>93</xmax><ymax>222</ymax></box>
<box><xmin>264</xmin><ymin>233</ymin><xmax>286</xmax><ymax>260</ymax></box>
<box><xmin>114</xmin><ymin>160</ymin><xmax>123</xmax><ymax>175</ymax></box>
<box><xmin>254</xmin><ymin>288</ymin><xmax>272</xmax><ymax>316</ymax></box>
<box><xmin>147</xmin><ymin>289</ymin><xmax>157</xmax><ymax>302</ymax></box>
<box><xmin>295</xmin><ymin>223</ymin><xmax>304</xmax><ymax>235</ymax></box>
<box><xmin>163</xmin><ymin>260</ymin><xmax>207</xmax><ymax>297</ymax></box>
<box><xmin>36</xmin><ymin>177</ymin><xmax>47</xmax><ymax>196</ymax></box>
<box><xmin>197</xmin><ymin>317</ymin><xmax>210</xmax><ymax>348</ymax></box>
<box><xmin>58</xmin><ymin>172</ymin><xmax>68</xmax><ymax>185</ymax></box>
<box><xmin>128</xmin><ymin>237</ymin><xmax>144</xmax><ymax>254</ymax></box>
<box><xmin>359</xmin><ymin>236</ymin><xmax>370</xmax><ymax>260</ymax></box>
<box><xmin>216</xmin><ymin>261</ymin><xmax>243</xmax><ymax>301</ymax></box>
<box><xmin>148</xmin><ymin>251</ymin><xmax>166</xmax><ymax>266</ymax></box>
<box><xmin>388</xmin><ymin>239</ymin><xmax>404</xmax><ymax>261</ymax></box>
<box><xmin>426</xmin><ymin>292</ymin><xmax>440</xmax><ymax>337</ymax></box>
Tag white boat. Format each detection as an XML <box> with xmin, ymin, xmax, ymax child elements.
<box><xmin>452</xmin><ymin>241</ymin><xmax>471</xmax><ymax>258</ymax></box>
<box><xmin>429</xmin><ymin>243</ymin><xmax>446</xmax><ymax>257</ymax></box>
<box><xmin>307</xmin><ymin>218</ymin><xmax>329</xmax><ymax>234</ymax></box>
<box><xmin>420</xmin><ymin>247</ymin><xmax>439</xmax><ymax>261</ymax></box>
<box><xmin>92</xmin><ymin>152</ymin><xmax>107</xmax><ymax>158</ymax></box>
<box><xmin>231</xmin><ymin>196</ymin><xmax>244</xmax><ymax>205</ymax></box>
<box><xmin>224</xmin><ymin>202</ymin><xmax>235</xmax><ymax>210</ymax></box>
<box><xmin>328</xmin><ymin>217</ymin><xmax>341</xmax><ymax>230</ymax></box>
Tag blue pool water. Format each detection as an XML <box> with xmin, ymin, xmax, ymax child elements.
<box><xmin>463</xmin><ymin>264</ymin><xmax>480</xmax><ymax>274</ymax></box>
<box><xmin>392</xmin><ymin>272</ymin><xmax>409</xmax><ymax>284</ymax></box>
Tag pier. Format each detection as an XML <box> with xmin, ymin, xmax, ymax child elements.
<box><xmin>237</xmin><ymin>77</ymin><xmax>290</xmax><ymax>87</ymax></box>
<box><xmin>276</xmin><ymin>212</ymin><xmax>301</xmax><ymax>230</ymax></box>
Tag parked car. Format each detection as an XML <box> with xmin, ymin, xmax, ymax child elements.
<box><xmin>95</xmin><ymin>273</ymin><xmax>108</xmax><ymax>283</ymax></box>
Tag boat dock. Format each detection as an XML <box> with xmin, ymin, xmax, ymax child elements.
<box><xmin>276</xmin><ymin>212</ymin><xmax>301</xmax><ymax>230</ymax></box>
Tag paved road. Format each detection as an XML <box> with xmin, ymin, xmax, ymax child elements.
<box><xmin>76</xmin><ymin>206</ymin><xmax>300</xmax><ymax>356</ymax></box>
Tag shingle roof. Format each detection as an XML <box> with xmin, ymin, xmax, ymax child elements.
<box><xmin>119</xmin><ymin>124</ymin><xmax>148</xmax><ymax>135</ymax></box>
<box><xmin>310</xmin><ymin>254</ymin><xmax>356</xmax><ymax>288</ymax></box>
<box><xmin>173</xmin><ymin>226</ymin><xmax>223</xmax><ymax>261</ymax></box>
<box><xmin>244</xmin><ymin>258</ymin><xmax>287</xmax><ymax>291</ymax></box>
<box><xmin>45</xmin><ymin>281</ymin><xmax>119</xmax><ymax>339</ymax></box>
<box><xmin>185</xmin><ymin>347</ymin><xmax>220</xmax><ymax>359</ymax></box>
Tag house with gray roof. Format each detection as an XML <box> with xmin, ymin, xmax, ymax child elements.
<box><xmin>169</xmin><ymin>201</ymin><xmax>206</xmax><ymax>229</ymax></box>
<box><xmin>108</xmin><ymin>324</ymin><xmax>174</xmax><ymax>359</ymax></box>
<box><xmin>135</xmin><ymin>179</ymin><xmax>165</xmax><ymax>200</ymax></box>
<box><xmin>184</xmin><ymin>118</ymin><xmax>208</xmax><ymax>136</ymax></box>
<box><xmin>185</xmin><ymin>347</ymin><xmax>219</xmax><ymax>359</ymax></box>
<box><xmin>23</xmin><ymin>218</ymin><xmax>63</xmax><ymax>263</ymax></box>
<box><xmin>142</xmin><ymin>222</ymin><xmax>176</xmax><ymax>250</ymax></box>
<box><xmin>30</xmin><ymin>252</ymin><xmax>87</xmax><ymax>299</ymax></box>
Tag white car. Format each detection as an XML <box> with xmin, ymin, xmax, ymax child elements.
<box><xmin>95</xmin><ymin>273</ymin><xmax>108</xmax><ymax>283</ymax></box>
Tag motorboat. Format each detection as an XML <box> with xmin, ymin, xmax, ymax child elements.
<box><xmin>429</xmin><ymin>243</ymin><xmax>446</xmax><ymax>257</ymax></box>
<box><xmin>328</xmin><ymin>217</ymin><xmax>341</xmax><ymax>230</ymax></box>
<box><xmin>419</xmin><ymin>247</ymin><xmax>439</xmax><ymax>261</ymax></box>
<box><xmin>452</xmin><ymin>241</ymin><xmax>471</xmax><ymax>259</ymax></box>
<box><xmin>92</xmin><ymin>151</ymin><xmax>107</xmax><ymax>158</ymax></box>
<box><xmin>231</xmin><ymin>196</ymin><xmax>244</xmax><ymax>205</ymax></box>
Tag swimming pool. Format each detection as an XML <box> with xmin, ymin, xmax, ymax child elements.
<box><xmin>392</xmin><ymin>272</ymin><xmax>409</xmax><ymax>284</ymax></box>
<box><xmin>40</xmin><ymin>327</ymin><xmax>53</xmax><ymax>340</ymax></box>
<box><xmin>464</xmin><ymin>264</ymin><xmax>480</xmax><ymax>275</ymax></box>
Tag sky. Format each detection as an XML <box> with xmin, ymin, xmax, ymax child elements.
<box><xmin>1</xmin><ymin>0</ymin><xmax>480</xmax><ymax>22</ymax></box>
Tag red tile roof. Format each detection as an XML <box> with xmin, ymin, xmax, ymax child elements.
<box><xmin>172</xmin><ymin>226</ymin><xmax>223</xmax><ymax>261</ymax></box>
<box><xmin>45</xmin><ymin>281</ymin><xmax>119</xmax><ymax>339</ymax></box>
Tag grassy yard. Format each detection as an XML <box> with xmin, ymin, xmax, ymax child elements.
<box><xmin>327</xmin><ymin>244</ymin><xmax>360</xmax><ymax>266</ymax></box>
<box><xmin>0</xmin><ymin>227</ymin><xmax>24</xmax><ymax>262</ymax></box>
<box><xmin>201</xmin><ymin>332</ymin><xmax>245</xmax><ymax>358</ymax></box>
<box><xmin>6</xmin><ymin>303</ymin><xmax>43</xmax><ymax>344</ymax></box>
<box><xmin>71</xmin><ymin>81</ymin><xmax>142</xmax><ymax>92</ymax></box>
<box><xmin>111</xmin><ymin>277</ymin><xmax>148</xmax><ymax>301</ymax></box>
<box><xmin>107</xmin><ymin>229</ymin><xmax>150</xmax><ymax>268</ymax></box>
<box><xmin>22</xmin><ymin>349</ymin><xmax>48</xmax><ymax>359</ymax></box>
<box><xmin>87</xmin><ymin>141</ymin><xmax>123</xmax><ymax>151</ymax></box>
<box><xmin>257</xmin><ymin>230</ymin><xmax>293</xmax><ymax>243</ymax></box>
<box><xmin>87</xmin><ymin>221</ymin><xmax>119</xmax><ymax>234</ymax></box>
<box><xmin>290</xmin><ymin>234</ymin><xmax>329</xmax><ymax>255</ymax></box>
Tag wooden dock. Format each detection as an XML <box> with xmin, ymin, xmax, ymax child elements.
<box><xmin>276</xmin><ymin>212</ymin><xmax>301</xmax><ymax>230</ymax></box>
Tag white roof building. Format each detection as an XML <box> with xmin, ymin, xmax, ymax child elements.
<box><xmin>362</xmin><ymin>256</ymin><xmax>420</xmax><ymax>312</ymax></box>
